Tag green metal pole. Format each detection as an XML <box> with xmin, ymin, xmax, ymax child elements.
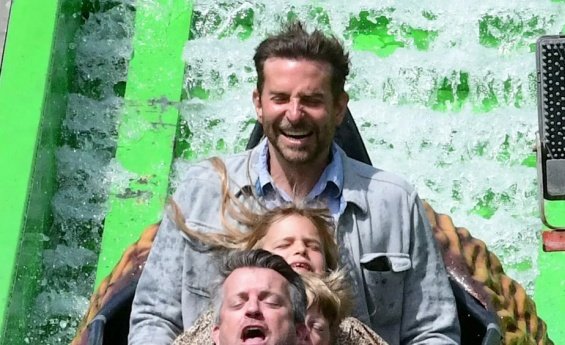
<box><xmin>0</xmin><ymin>0</ymin><xmax>59</xmax><ymax>339</ymax></box>
<box><xmin>94</xmin><ymin>0</ymin><xmax>194</xmax><ymax>287</ymax></box>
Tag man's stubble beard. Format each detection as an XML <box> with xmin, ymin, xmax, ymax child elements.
<box><xmin>267</xmin><ymin>123</ymin><xmax>337</xmax><ymax>166</ymax></box>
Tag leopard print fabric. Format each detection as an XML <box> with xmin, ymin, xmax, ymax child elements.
<box><xmin>171</xmin><ymin>311</ymin><xmax>389</xmax><ymax>345</ymax></box>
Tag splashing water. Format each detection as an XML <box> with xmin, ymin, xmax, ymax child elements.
<box><xmin>26</xmin><ymin>1</ymin><xmax>135</xmax><ymax>344</ymax></box>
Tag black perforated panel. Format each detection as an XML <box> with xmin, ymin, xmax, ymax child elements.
<box><xmin>537</xmin><ymin>35</ymin><xmax>565</xmax><ymax>199</ymax></box>
<box><xmin>538</xmin><ymin>36</ymin><xmax>565</xmax><ymax>158</ymax></box>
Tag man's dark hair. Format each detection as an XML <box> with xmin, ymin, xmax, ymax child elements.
<box><xmin>212</xmin><ymin>249</ymin><xmax>308</xmax><ymax>324</ymax></box>
<box><xmin>253</xmin><ymin>21</ymin><xmax>350</xmax><ymax>99</ymax></box>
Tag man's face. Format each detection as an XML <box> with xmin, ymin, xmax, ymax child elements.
<box><xmin>253</xmin><ymin>58</ymin><xmax>348</xmax><ymax>167</ymax></box>
<box><xmin>212</xmin><ymin>267</ymin><xmax>307</xmax><ymax>345</ymax></box>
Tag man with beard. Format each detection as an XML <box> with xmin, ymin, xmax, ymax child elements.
<box><xmin>211</xmin><ymin>250</ymin><xmax>308</xmax><ymax>345</ymax></box>
<box><xmin>129</xmin><ymin>21</ymin><xmax>460</xmax><ymax>345</ymax></box>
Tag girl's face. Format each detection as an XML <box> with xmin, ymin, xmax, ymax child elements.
<box><xmin>305</xmin><ymin>306</ymin><xmax>331</xmax><ymax>345</ymax></box>
<box><xmin>260</xmin><ymin>214</ymin><xmax>326</xmax><ymax>274</ymax></box>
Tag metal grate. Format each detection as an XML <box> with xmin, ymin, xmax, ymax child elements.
<box><xmin>537</xmin><ymin>35</ymin><xmax>565</xmax><ymax>199</ymax></box>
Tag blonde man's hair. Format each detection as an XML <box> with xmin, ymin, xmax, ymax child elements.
<box><xmin>301</xmin><ymin>270</ymin><xmax>354</xmax><ymax>343</ymax></box>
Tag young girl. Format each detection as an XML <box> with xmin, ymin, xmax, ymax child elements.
<box><xmin>168</xmin><ymin>157</ymin><xmax>388</xmax><ymax>345</ymax></box>
<box><xmin>169</xmin><ymin>157</ymin><xmax>339</xmax><ymax>273</ymax></box>
<box><xmin>170</xmin><ymin>200</ymin><xmax>338</xmax><ymax>274</ymax></box>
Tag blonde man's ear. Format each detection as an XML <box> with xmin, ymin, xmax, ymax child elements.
<box><xmin>212</xmin><ymin>324</ymin><xmax>220</xmax><ymax>344</ymax></box>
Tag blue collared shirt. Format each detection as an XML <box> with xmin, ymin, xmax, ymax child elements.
<box><xmin>254</xmin><ymin>139</ymin><xmax>346</xmax><ymax>220</ymax></box>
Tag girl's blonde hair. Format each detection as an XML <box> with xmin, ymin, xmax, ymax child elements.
<box><xmin>169</xmin><ymin>157</ymin><xmax>339</xmax><ymax>271</ymax></box>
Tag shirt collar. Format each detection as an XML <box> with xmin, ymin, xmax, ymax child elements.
<box><xmin>306</xmin><ymin>143</ymin><xmax>343</xmax><ymax>200</ymax></box>
<box><xmin>254</xmin><ymin>139</ymin><xmax>344</xmax><ymax>201</ymax></box>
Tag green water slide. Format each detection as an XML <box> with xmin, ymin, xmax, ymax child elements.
<box><xmin>0</xmin><ymin>1</ymin><xmax>563</xmax><ymax>344</ymax></box>
<box><xmin>0</xmin><ymin>0</ymin><xmax>83</xmax><ymax>342</ymax></box>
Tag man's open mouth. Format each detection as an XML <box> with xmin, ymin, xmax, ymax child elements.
<box><xmin>281</xmin><ymin>129</ymin><xmax>312</xmax><ymax>140</ymax></box>
<box><xmin>241</xmin><ymin>326</ymin><xmax>267</xmax><ymax>343</ymax></box>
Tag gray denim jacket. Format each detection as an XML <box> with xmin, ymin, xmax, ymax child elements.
<box><xmin>128</xmin><ymin>144</ymin><xmax>460</xmax><ymax>345</ymax></box>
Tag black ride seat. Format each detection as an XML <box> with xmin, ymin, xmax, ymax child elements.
<box><xmin>86</xmin><ymin>107</ymin><xmax>501</xmax><ymax>345</ymax></box>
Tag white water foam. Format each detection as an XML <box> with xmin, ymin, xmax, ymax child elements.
<box><xmin>28</xmin><ymin>2</ymin><xmax>136</xmax><ymax>344</ymax></box>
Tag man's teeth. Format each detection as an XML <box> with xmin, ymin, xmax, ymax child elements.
<box><xmin>282</xmin><ymin>130</ymin><xmax>310</xmax><ymax>137</ymax></box>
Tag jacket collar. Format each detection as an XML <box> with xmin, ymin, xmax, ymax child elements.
<box><xmin>231</xmin><ymin>141</ymin><xmax>263</xmax><ymax>197</ymax></box>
